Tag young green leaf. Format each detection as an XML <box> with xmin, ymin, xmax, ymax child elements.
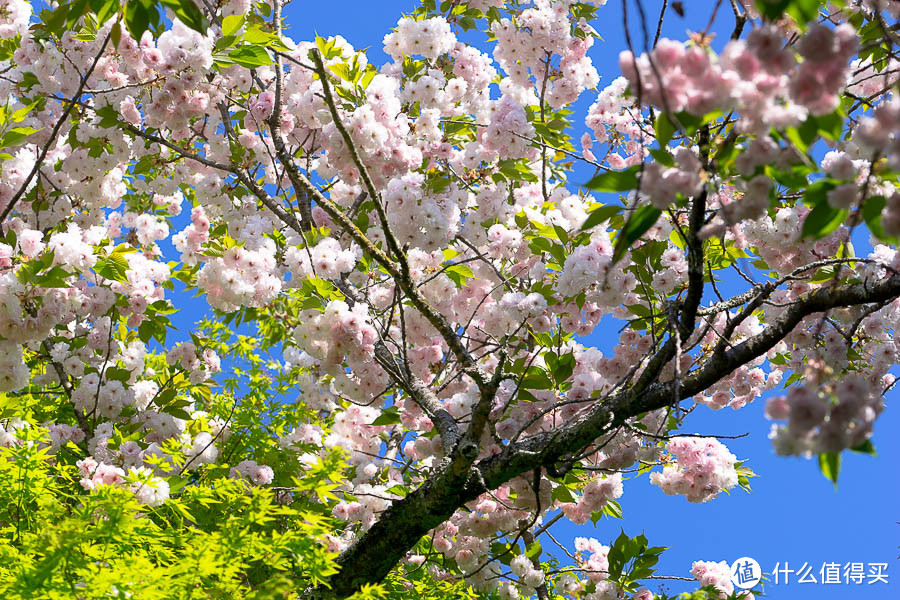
<box><xmin>124</xmin><ymin>0</ymin><xmax>159</xmax><ymax>41</ymax></box>
<box><xmin>160</xmin><ymin>0</ymin><xmax>208</xmax><ymax>35</ymax></box>
<box><xmin>581</xmin><ymin>204</ymin><xmax>623</xmax><ymax>231</ymax></box>
<box><xmin>654</xmin><ymin>112</ymin><xmax>676</xmax><ymax>148</ymax></box>
<box><xmin>228</xmin><ymin>45</ymin><xmax>272</xmax><ymax>68</ymax></box>
<box><xmin>802</xmin><ymin>203</ymin><xmax>847</xmax><ymax>240</ymax></box>
<box><xmin>613</xmin><ymin>205</ymin><xmax>662</xmax><ymax>263</ymax></box>
<box><xmin>221</xmin><ymin>14</ymin><xmax>245</xmax><ymax>37</ymax></box>
<box><xmin>818</xmin><ymin>452</ymin><xmax>841</xmax><ymax>486</ymax></box>
<box><xmin>862</xmin><ymin>196</ymin><xmax>897</xmax><ymax>244</ymax></box>
<box><xmin>585</xmin><ymin>165</ymin><xmax>640</xmax><ymax>193</ymax></box>
<box><xmin>371</xmin><ymin>407</ymin><xmax>402</xmax><ymax>426</ymax></box>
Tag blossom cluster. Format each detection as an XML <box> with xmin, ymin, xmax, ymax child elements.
<box><xmin>383</xmin><ymin>17</ymin><xmax>457</xmax><ymax>60</ymax></box>
<box><xmin>293</xmin><ymin>300</ymin><xmax>378</xmax><ymax>374</ymax></box>
<box><xmin>560</xmin><ymin>473</ymin><xmax>623</xmax><ymax>524</ymax></box>
<box><xmin>492</xmin><ymin>0</ymin><xmax>600</xmax><ymax>108</ymax></box>
<box><xmin>766</xmin><ymin>373</ymin><xmax>886</xmax><ymax>457</ymax></box>
<box><xmin>77</xmin><ymin>457</ymin><xmax>170</xmax><ymax>507</ymax></box>
<box><xmin>650</xmin><ymin>438</ymin><xmax>739</xmax><ymax>503</ymax></box>
<box><xmin>619</xmin><ymin>25</ymin><xmax>854</xmax><ymax>131</ymax></box>
<box><xmin>583</xmin><ymin>77</ymin><xmax>647</xmax><ymax>169</ymax></box>
<box><xmin>692</xmin><ymin>560</ymin><xmax>752</xmax><ymax>599</ymax></box>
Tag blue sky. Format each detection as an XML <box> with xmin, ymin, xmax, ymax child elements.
<box><xmin>190</xmin><ymin>2</ymin><xmax>898</xmax><ymax>598</ymax></box>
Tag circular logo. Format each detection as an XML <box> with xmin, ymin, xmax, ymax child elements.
<box><xmin>730</xmin><ymin>557</ymin><xmax>762</xmax><ymax>590</ymax></box>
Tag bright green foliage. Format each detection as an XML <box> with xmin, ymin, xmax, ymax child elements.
<box><xmin>0</xmin><ymin>428</ymin><xmax>339</xmax><ymax>599</ymax></box>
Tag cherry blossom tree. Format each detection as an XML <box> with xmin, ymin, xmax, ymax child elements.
<box><xmin>0</xmin><ymin>0</ymin><xmax>898</xmax><ymax>598</ymax></box>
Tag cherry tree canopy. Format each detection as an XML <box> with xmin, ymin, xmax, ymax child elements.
<box><xmin>0</xmin><ymin>0</ymin><xmax>898</xmax><ymax>598</ymax></box>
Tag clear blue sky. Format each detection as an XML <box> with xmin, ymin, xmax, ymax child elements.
<box><xmin>185</xmin><ymin>2</ymin><xmax>898</xmax><ymax>598</ymax></box>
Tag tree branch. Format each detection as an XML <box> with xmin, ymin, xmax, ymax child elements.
<box><xmin>318</xmin><ymin>270</ymin><xmax>900</xmax><ymax>598</ymax></box>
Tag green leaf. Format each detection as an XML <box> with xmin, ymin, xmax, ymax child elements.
<box><xmin>655</xmin><ymin>113</ymin><xmax>676</xmax><ymax>148</ymax></box>
<box><xmin>105</xmin><ymin>367</ymin><xmax>133</xmax><ymax>382</ymax></box>
<box><xmin>648</xmin><ymin>147</ymin><xmax>674</xmax><ymax>167</ymax></box>
<box><xmin>607</xmin><ymin>530</ymin><xmax>629</xmax><ymax>579</ymax></box>
<box><xmin>809</xmin><ymin>265</ymin><xmax>841</xmax><ymax>283</ymax></box>
<box><xmin>714</xmin><ymin>134</ymin><xmax>740</xmax><ymax>169</ymax></box>
<box><xmin>818</xmin><ymin>452</ymin><xmax>840</xmax><ymax>486</ymax></box>
<box><xmin>800</xmin><ymin>180</ymin><xmax>845</xmax><ymax>240</ymax></box>
<box><xmin>784</xmin><ymin>121</ymin><xmax>814</xmax><ymax>156</ymax></box>
<box><xmin>95</xmin><ymin>252</ymin><xmax>130</xmax><ymax>282</ymax></box>
<box><xmin>613</xmin><ymin>205</ymin><xmax>662</xmax><ymax>263</ymax></box>
<box><xmin>138</xmin><ymin>318</ymin><xmax>168</xmax><ymax>345</ymax></box>
<box><xmin>491</xmin><ymin>541</ymin><xmax>520</xmax><ymax>565</ymax></box>
<box><xmin>552</xmin><ymin>352</ymin><xmax>575</xmax><ymax>385</ymax></box>
<box><xmin>802</xmin><ymin>203</ymin><xmax>847</xmax><ymax>240</ymax></box>
<box><xmin>670</xmin><ymin>111</ymin><xmax>705</xmax><ymax>136</ymax></box>
<box><xmin>9</xmin><ymin>99</ymin><xmax>41</xmax><ymax>123</ymax></box>
<box><xmin>458</xmin><ymin>16</ymin><xmax>477</xmax><ymax>31</ymax></box>
<box><xmin>786</xmin><ymin>0</ymin><xmax>823</xmax><ymax>26</ymax></box>
<box><xmin>124</xmin><ymin>0</ymin><xmax>159</xmax><ymax>41</ymax></box>
<box><xmin>862</xmin><ymin>196</ymin><xmax>897</xmax><ymax>244</ymax></box>
<box><xmin>244</xmin><ymin>25</ymin><xmax>292</xmax><ymax>51</ymax></box>
<box><xmin>521</xmin><ymin>367</ymin><xmax>553</xmax><ymax>391</ymax></box>
<box><xmin>110</xmin><ymin>20</ymin><xmax>122</xmax><ymax>48</ymax></box>
<box><xmin>228</xmin><ymin>45</ymin><xmax>272</xmax><ymax>68</ymax></box>
<box><xmin>581</xmin><ymin>204</ymin><xmax>622</xmax><ymax>231</ymax></box>
<box><xmin>18</xmin><ymin>72</ymin><xmax>38</xmax><ymax>93</ymax></box>
<box><xmin>384</xmin><ymin>484</ymin><xmax>409</xmax><ymax>497</ymax></box>
<box><xmin>31</xmin><ymin>266</ymin><xmax>73</xmax><ymax>288</ymax></box>
<box><xmin>603</xmin><ymin>499</ymin><xmax>623</xmax><ymax>520</ymax></box>
<box><xmin>371</xmin><ymin>407</ymin><xmax>402</xmax><ymax>426</ymax></box>
<box><xmin>585</xmin><ymin>165</ymin><xmax>640</xmax><ymax>193</ymax></box>
<box><xmin>156</xmin><ymin>388</ymin><xmax>177</xmax><ymax>408</ymax></box>
<box><xmin>64</xmin><ymin>0</ymin><xmax>90</xmax><ymax>29</ymax></box>
<box><xmin>551</xmin><ymin>485</ymin><xmax>576</xmax><ymax>504</ymax></box>
<box><xmin>756</xmin><ymin>0</ymin><xmax>822</xmax><ymax>25</ymax></box>
<box><xmin>445</xmin><ymin>263</ymin><xmax>475</xmax><ymax>287</ymax></box>
<box><xmin>166</xmin><ymin>405</ymin><xmax>193</xmax><ymax>421</ymax></box>
<box><xmin>770</xmin><ymin>165</ymin><xmax>811</xmax><ymax>189</ymax></box>
<box><xmin>783</xmin><ymin>371</ymin><xmax>803</xmax><ymax>387</ymax></box>
<box><xmin>214</xmin><ymin>34</ymin><xmax>239</xmax><ymax>52</ymax></box>
<box><xmin>360</xmin><ymin>68</ymin><xmax>377</xmax><ymax>89</ymax></box>
<box><xmin>91</xmin><ymin>0</ymin><xmax>119</xmax><ymax>27</ymax></box>
<box><xmin>552</xmin><ymin>224</ymin><xmax>569</xmax><ymax>246</ymax></box>
<box><xmin>815</xmin><ymin>110</ymin><xmax>844</xmax><ymax>142</ymax></box>
<box><xmin>524</xmin><ymin>541</ymin><xmax>542</xmax><ymax>560</ymax></box>
<box><xmin>221</xmin><ymin>14</ymin><xmax>245</xmax><ymax>37</ymax></box>
<box><xmin>160</xmin><ymin>0</ymin><xmax>208</xmax><ymax>34</ymax></box>
<box><xmin>36</xmin><ymin>3</ymin><xmax>71</xmax><ymax>39</ymax></box>
<box><xmin>444</xmin><ymin>263</ymin><xmax>474</xmax><ymax>279</ymax></box>
<box><xmin>166</xmin><ymin>475</ymin><xmax>190</xmax><ymax>494</ymax></box>
<box><xmin>0</xmin><ymin>126</ymin><xmax>41</xmax><ymax>149</ymax></box>
<box><xmin>94</xmin><ymin>104</ymin><xmax>120</xmax><ymax>128</ymax></box>
<box><xmin>801</xmin><ymin>180</ymin><xmax>834</xmax><ymax>205</ymax></box>
<box><xmin>315</xmin><ymin>35</ymin><xmax>342</xmax><ymax>60</ymax></box>
<box><xmin>849</xmin><ymin>440</ymin><xmax>876</xmax><ymax>455</ymax></box>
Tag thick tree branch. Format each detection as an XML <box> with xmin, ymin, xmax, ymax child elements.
<box><xmin>318</xmin><ymin>270</ymin><xmax>900</xmax><ymax>598</ymax></box>
<box><xmin>372</xmin><ymin>342</ymin><xmax>461</xmax><ymax>450</ymax></box>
